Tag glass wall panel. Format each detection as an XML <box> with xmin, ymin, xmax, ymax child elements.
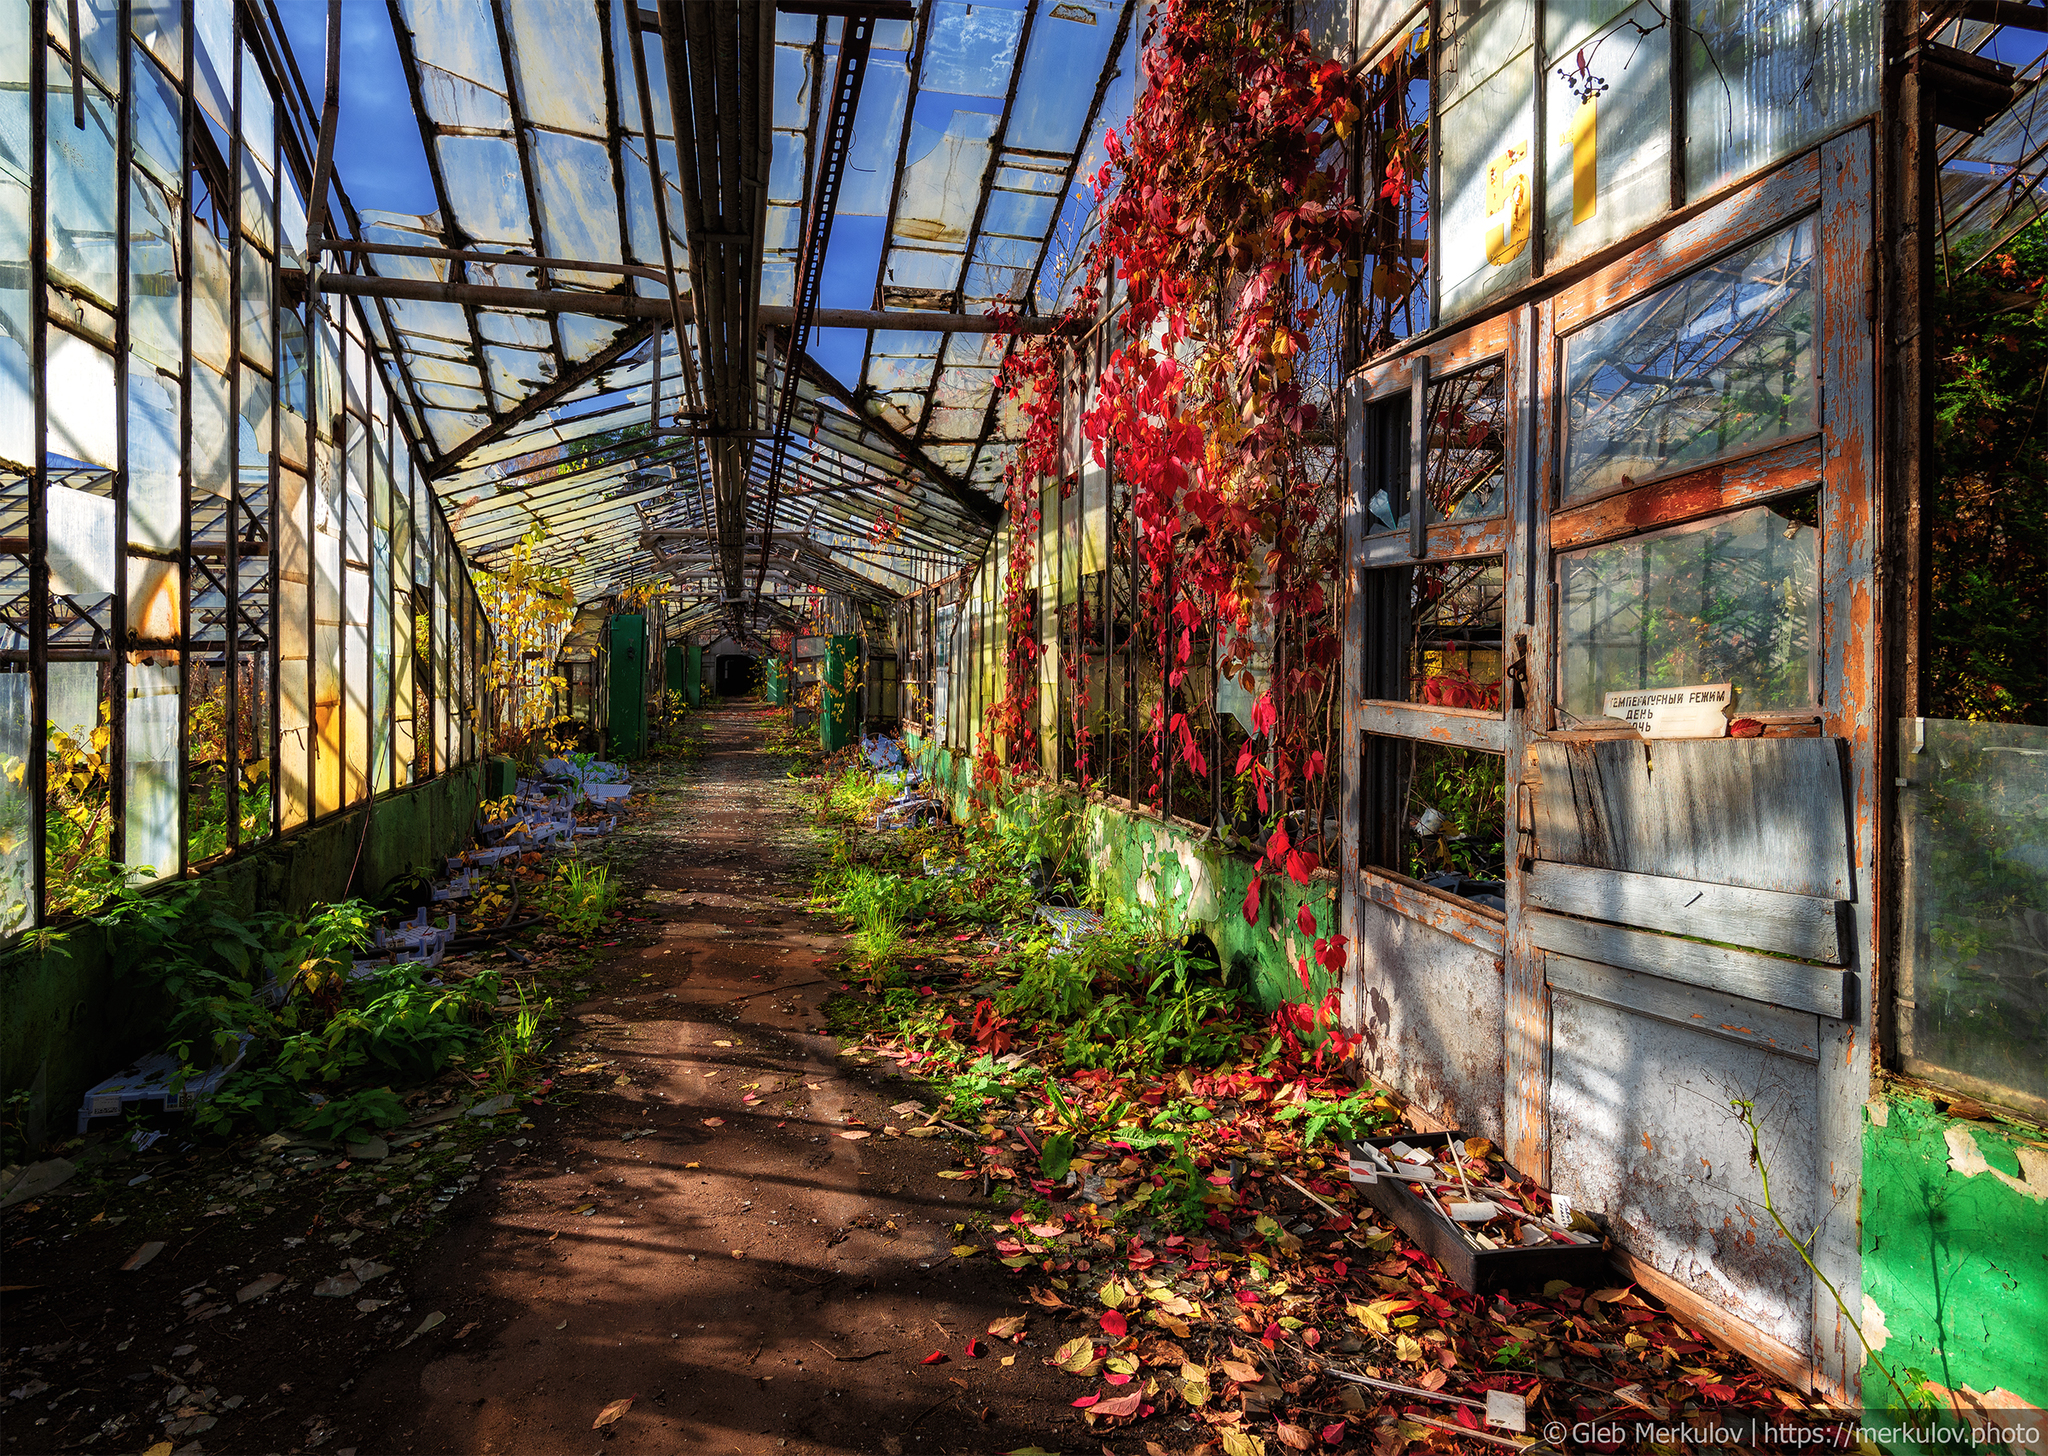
<box><xmin>1561</xmin><ymin>218</ymin><xmax>1816</xmax><ymax>502</ymax></box>
<box><xmin>1542</xmin><ymin>1</ymin><xmax>1671</xmax><ymax>267</ymax></box>
<box><xmin>1437</xmin><ymin>1</ymin><xmax>1533</xmax><ymax>323</ymax></box>
<box><xmin>45</xmin><ymin>49</ymin><xmax>118</xmax><ymax>310</ymax></box>
<box><xmin>1686</xmin><ymin>0</ymin><xmax>1878</xmax><ymax>201</ymax></box>
<box><xmin>371</xmin><ymin>445</ymin><xmax>393</xmax><ymax>795</ymax></box>
<box><xmin>1425</xmin><ymin>362</ymin><xmax>1507</xmax><ymax>521</ymax></box>
<box><xmin>276</xmin><ymin>464</ymin><xmax>311</xmax><ymax>829</ymax></box>
<box><xmin>0</xmin><ymin>467</ymin><xmax>29</xmax><ymax>933</ymax></box>
<box><xmin>1557</xmin><ymin>496</ymin><xmax>1819</xmax><ymax>717</ymax></box>
<box><xmin>1896</xmin><ymin>719</ymin><xmax>2048</xmax><ymax>1120</ymax></box>
<box><xmin>44</xmin><ymin>453</ymin><xmax>115</xmax><ymax>916</ymax></box>
<box><xmin>124</xmin><ymin>656</ymin><xmax>180</xmax><ymax>880</ymax></box>
<box><xmin>0</xmin><ymin>2</ymin><xmax>29</xmax><ymax>469</ymax></box>
<box><xmin>129</xmin><ymin>171</ymin><xmax>181</xmax><ymax>376</ymax></box>
<box><xmin>1362</xmin><ymin>734</ymin><xmax>1507</xmax><ymax>905</ymax></box>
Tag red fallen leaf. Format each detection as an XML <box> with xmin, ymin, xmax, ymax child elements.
<box><xmin>1104</xmin><ymin>1372</ymin><xmax>1133</xmax><ymax>1386</ymax></box>
<box><xmin>965</xmin><ymin>1337</ymin><xmax>987</xmax><ymax>1358</ymax></box>
<box><xmin>1275</xmin><ymin>1422</ymin><xmax>1316</xmax><ymax>1450</ymax></box>
<box><xmin>1072</xmin><ymin>1394</ymin><xmax>1100</xmax><ymax>1408</ymax></box>
<box><xmin>1303</xmin><ymin>1327</ymin><xmax>1321</xmax><ymax>1347</ymax></box>
<box><xmin>1321</xmin><ymin>1421</ymin><xmax>1348</xmax><ymax>1446</ymax></box>
<box><xmin>1092</xmin><ymin>1391</ymin><xmax>1144</xmax><ymax>1419</ymax></box>
<box><xmin>1099</xmin><ymin>1309</ymin><xmax>1128</xmax><ymax>1338</ymax></box>
<box><xmin>920</xmin><ymin>1351</ymin><xmax>949</xmax><ymax>1366</ymax></box>
<box><xmin>1730</xmin><ymin>718</ymin><xmax>1764</xmax><ymax>738</ymax></box>
<box><xmin>1234</xmin><ymin>1290</ymin><xmax>1263</xmax><ymax>1306</ymax></box>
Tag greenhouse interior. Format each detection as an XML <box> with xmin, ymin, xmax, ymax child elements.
<box><xmin>2</xmin><ymin>0</ymin><xmax>2045</xmax><ymax>1452</ymax></box>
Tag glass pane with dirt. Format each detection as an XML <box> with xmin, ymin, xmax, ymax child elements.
<box><xmin>1895</xmin><ymin>718</ymin><xmax>2048</xmax><ymax>1120</ymax></box>
<box><xmin>1362</xmin><ymin>557</ymin><xmax>1505</xmax><ymax>710</ymax></box>
<box><xmin>1561</xmin><ymin>217</ymin><xmax>1816</xmax><ymax>502</ymax></box>
<box><xmin>1557</xmin><ymin>496</ymin><xmax>1817</xmax><ymax>718</ymax></box>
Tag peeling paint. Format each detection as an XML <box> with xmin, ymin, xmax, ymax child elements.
<box><xmin>1944</xmin><ymin>1126</ymin><xmax>2048</xmax><ymax>1204</ymax></box>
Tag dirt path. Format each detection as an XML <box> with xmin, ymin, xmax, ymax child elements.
<box><xmin>353</xmin><ymin>706</ymin><xmax>1077</xmax><ymax>1456</ymax></box>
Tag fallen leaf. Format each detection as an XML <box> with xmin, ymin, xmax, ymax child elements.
<box><xmin>713</xmin><ymin>1040</ymin><xmax>733</xmax><ymax>1047</ymax></box>
<box><xmin>1274</xmin><ymin>1420</ymin><xmax>1315</xmax><ymax>1450</ymax></box>
<box><xmin>1219</xmin><ymin>1359</ymin><xmax>1262</xmax><ymax>1383</ymax></box>
<box><xmin>1099</xmin><ymin>1310</ymin><xmax>1128</xmax><ymax>1338</ymax></box>
<box><xmin>951</xmin><ymin>1244</ymin><xmax>980</xmax><ymax>1257</ymax></box>
<box><xmin>840</xmin><ymin>1130</ymin><xmax>871</xmax><ymax>1141</ymax></box>
<box><xmin>592</xmin><ymin>1396</ymin><xmax>634</xmax><ymax>1429</ymax></box>
<box><xmin>965</xmin><ymin>1337</ymin><xmax>987</xmax><ymax>1358</ymax></box>
<box><xmin>1091</xmin><ymin>1390</ymin><xmax>1143</xmax><ymax>1419</ymax></box>
<box><xmin>987</xmin><ymin>1315</ymin><xmax>1028</xmax><ymax>1339</ymax></box>
<box><xmin>1053</xmin><ymin>1334</ymin><xmax>1100</xmax><ymax>1375</ymax></box>
<box><xmin>1222</xmin><ymin>1432</ymin><xmax>1267</xmax><ymax>1456</ymax></box>
<box><xmin>702</xmin><ymin>1118</ymin><xmax>725</xmax><ymax>1127</ymax></box>
<box><xmin>920</xmin><ymin>1350</ymin><xmax>949</xmax><ymax>1365</ymax></box>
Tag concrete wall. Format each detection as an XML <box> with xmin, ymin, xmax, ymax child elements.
<box><xmin>1861</xmin><ymin>1091</ymin><xmax>2048</xmax><ymax>1417</ymax></box>
<box><xmin>914</xmin><ymin>739</ymin><xmax>1337</xmax><ymax>1020</ymax></box>
<box><xmin>0</xmin><ymin>765</ymin><xmax>485</xmax><ymax>1147</ymax></box>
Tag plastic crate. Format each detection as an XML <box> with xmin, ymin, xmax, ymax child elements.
<box><xmin>77</xmin><ymin>1034</ymin><xmax>253</xmax><ymax>1133</ymax></box>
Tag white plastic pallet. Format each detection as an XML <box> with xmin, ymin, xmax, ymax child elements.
<box><xmin>77</xmin><ymin>1034</ymin><xmax>253</xmax><ymax>1133</ymax></box>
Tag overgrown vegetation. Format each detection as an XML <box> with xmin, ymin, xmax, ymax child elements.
<box><xmin>1931</xmin><ymin>218</ymin><xmax>2048</xmax><ymax>725</ymax></box>
<box><xmin>91</xmin><ymin>884</ymin><xmax>503</xmax><ymax>1144</ymax></box>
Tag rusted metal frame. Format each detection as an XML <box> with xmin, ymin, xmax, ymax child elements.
<box><xmin>105</xmin><ymin>0</ymin><xmax>135</xmax><ymax>872</ymax></box>
<box><xmin>908</xmin><ymin>0</ymin><xmax>1040</xmax><ymax>452</ymax></box>
<box><xmin>311</xmin><ymin>239</ymin><xmax>670</xmax><ymax>285</ymax></box>
<box><xmin>378</xmin><ymin>0</ymin><xmax>498</xmax><ymax>458</ymax></box>
<box><xmin>754</xmin><ymin>12</ymin><xmax>872</xmax><ymax>601</ymax></box>
<box><xmin>1546</xmin><ymin>436</ymin><xmax>1826</xmax><ymax>551</ymax></box>
<box><xmin>1811</xmin><ymin>123</ymin><xmax>1880</xmax><ymax>1404</ymax></box>
<box><xmin>280</xmin><ymin>272</ymin><xmax>675</xmax><ymax>318</ymax></box>
<box><xmin>484</xmin><ymin>0</ymin><xmax>570</xmax><ymax>391</ymax></box>
<box><xmin>222</xmin><ymin>0</ymin><xmax>242</xmax><ymax>856</ymax></box>
<box><xmin>302</xmin><ymin>0</ymin><xmax>341</xmax><ymax>261</ymax></box>
<box><xmin>784</xmin><ymin>338</ymin><xmax>1001</xmax><ymax>527</ymax></box>
<box><xmin>1933</xmin><ymin>1</ymin><xmax>2048</xmax><ymax>31</ymax></box>
<box><xmin>1013</xmin><ymin>0</ymin><xmax>1139</xmax><ymax>326</ymax></box>
<box><xmin>423</xmin><ymin>322</ymin><xmax>660</xmax><ymax>478</ymax></box>
<box><xmin>624</xmin><ymin>2</ymin><xmax>708</xmax><ymax>454</ymax></box>
<box><xmin>1339</xmin><ymin>363</ymin><xmax>1368</xmax><ymax>1054</ymax></box>
<box><xmin>1359</xmin><ymin>513</ymin><xmax>1509</xmax><ymax>564</ymax></box>
<box><xmin>855</xmin><ymin>0</ymin><xmax>933</xmax><ymax>397</ymax></box>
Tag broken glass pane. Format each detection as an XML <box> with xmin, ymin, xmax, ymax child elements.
<box><xmin>1557</xmin><ymin>496</ymin><xmax>1818</xmax><ymax>716</ymax></box>
<box><xmin>894</xmin><ymin>109</ymin><xmax>998</xmax><ymax>244</ymax></box>
<box><xmin>840</xmin><ymin>52</ymin><xmax>910</xmax><ymax>217</ymax></box>
<box><xmin>125</xmin><ymin>656</ymin><xmax>180</xmax><ymax>880</ymax></box>
<box><xmin>1436</xmin><ymin>8</ymin><xmax>1533</xmax><ymax>325</ymax></box>
<box><xmin>45</xmin><ymin>332</ymin><xmax>117</xmax><ymax>469</ymax></box>
<box><xmin>126</xmin><ymin>364</ymin><xmax>181</xmax><ymax>550</ymax></box>
<box><xmin>1005</xmin><ymin>0</ymin><xmax>1115</xmax><ymax>152</ymax></box>
<box><xmin>922</xmin><ymin>2</ymin><xmax>1024</xmax><ymax>99</ymax></box>
<box><xmin>1425</xmin><ymin>361</ymin><xmax>1506</xmax><ymax>521</ymax></box>
<box><xmin>1562</xmin><ymin>217</ymin><xmax>1815</xmax><ymax>501</ymax></box>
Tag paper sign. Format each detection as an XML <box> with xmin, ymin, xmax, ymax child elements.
<box><xmin>1486</xmin><ymin>1389</ymin><xmax>1529</xmax><ymax>1432</ymax></box>
<box><xmin>1603</xmin><ymin>683</ymin><xmax>1732</xmax><ymax>738</ymax></box>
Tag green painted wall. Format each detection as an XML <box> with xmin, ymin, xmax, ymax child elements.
<box><xmin>913</xmin><ymin>741</ymin><xmax>1338</xmax><ymax>1018</ymax></box>
<box><xmin>821</xmin><ymin>636</ymin><xmax>862</xmax><ymax>751</ymax></box>
<box><xmin>606</xmin><ymin>614</ymin><xmax>647</xmax><ymax>758</ymax></box>
<box><xmin>764</xmin><ymin>657</ymin><xmax>785</xmax><ymax>705</ymax></box>
<box><xmin>685</xmin><ymin>642</ymin><xmax>703</xmax><ymax>708</ymax></box>
<box><xmin>1861</xmin><ymin>1091</ymin><xmax>2048</xmax><ymax>1416</ymax></box>
<box><xmin>664</xmin><ymin>641</ymin><xmax>684</xmax><ymax>700</ymax></box>
<box><xmin>0</xmin><ymin>765</ymin><xmax>485</xmax><ymax>1149</ymax></box>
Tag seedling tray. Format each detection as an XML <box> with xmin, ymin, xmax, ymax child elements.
<box><xmin>1346</xmin><ymin>1131</ymin><xmax>1609</xmax><ymax>1294</ymax></box>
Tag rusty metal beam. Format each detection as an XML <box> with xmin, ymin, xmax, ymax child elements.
<box><xmin>423</xmin><ymin>321</ymin><xmax>659</xmax><ymax>478</ymax></box>
<box><xmin>781</xmin><ymin>335</ymin><xmax>1002</xmax><ymax>528</ymax></box>
<box><xmin>288</xmin><ymin>269</ymin><xmax>1073</xmax><ymax>334</ymax></box>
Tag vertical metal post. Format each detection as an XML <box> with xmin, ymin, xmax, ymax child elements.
<box><xmin>29</xmin><ymin>12</ymin><xmax>49</xmax><ymax>923</ymax></box>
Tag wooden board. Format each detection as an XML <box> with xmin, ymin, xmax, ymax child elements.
<box><xmin>1525</xmin><ymin>860</ymin><xmax>1844</xmax><ymax>964</ymax></box>
<box><xmin>1527</xmin><ymin>736</ymin><xmax>1851</xmax><ymax>900</ymax></box>
<box><xmin>1544</xmin><ymin>952</ymin><xmax>1822</xmax><ymax>1062</ymax></box>
<box><xmin>1528</xmin><ymin>909</ymin><xmax>1845</xmax><ymax>1020</ymax></box>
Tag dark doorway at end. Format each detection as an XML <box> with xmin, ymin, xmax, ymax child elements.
<box><xmin>716</xmin><ymin>655</ymin><xmax>759</xmax><ymax>696</ymax></box>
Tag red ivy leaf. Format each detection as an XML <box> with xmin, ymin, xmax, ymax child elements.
<box><xmin>1242</xmin><ymin>875</ymin><xmax>1263</xmax><ymax>926</ymax></box>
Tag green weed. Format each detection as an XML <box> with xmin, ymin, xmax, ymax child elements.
<box><xmin>537</xmin><ymin>856</ymin><xmax>620</xmax><ymax>935</ymax></box>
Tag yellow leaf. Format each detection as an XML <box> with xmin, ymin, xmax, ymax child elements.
<box><xmin>591</xmin><ymin>1396</ymin><xmax>634</xmax><ymax>1429</ymax></box>
<box><xmin>951</xmin><ymin>1244</ymin><xmax>980</xmax><ymax>1257</ymax></box>
<box><xmin>1395</xmin><ymin>1334</ymin><xmax>1424</xmax><ymax>1365</ymax></box>
<box><xmin>1222</xmin><ymin>1431</ymin><xmax>1267</xmax><ymax>1456</ymax></box>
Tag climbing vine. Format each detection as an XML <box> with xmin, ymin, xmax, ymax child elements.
<box><xmin>986</xmin><ymin>0</ymin><xmax>1363</xmax><ymax>1033</ymax></box>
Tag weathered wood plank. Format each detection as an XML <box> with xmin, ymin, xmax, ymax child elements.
<box><xmin>1547</xmin><ymin>435</ymin><xmax>1822</xmax><ymax>550</ymax></box>
<box><xmin>1545</xmin><ymin>951</ymin><xmax>1822</xmax><ymax>1062</ymax></box>
<box><xmin>1358</xmin><ymin>869</ymin><xmax>1507</xmax><ymax>955</ymax></box>
<box><xmin>1528</xmin><ymin>909</ymin><xmax>1845</xmax><ymax>1019</ymax></box>
<box><xmin>1526</xmin><ymin>736</ymin><xmax>1852</xmax><ymax>899</ymax></box>
<box><xmin>1527</xmin><ymin>860</ymin><xmax>1845</xmax><ymax>964</ymax></box>
<box><xmin>1358</xmin><ymin>513</ymin><xmax>1508</xmax><ymax>566</ymax></box>
<box><xmin>1612</xmin><ymin>1250</ymin><xmax>1814</xmax><ymax>1394</ymax></box>
<box><xmin>1358</xmin><ymin>700</ymin><xmax>1508</xmax><ymax>753</ymax></box>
